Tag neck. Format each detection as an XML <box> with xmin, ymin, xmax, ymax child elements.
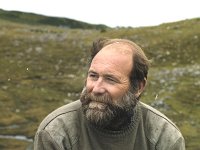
<box><xmin>105</xmin><ymin>115</ymin><xmax>133</xmax><ymax>131</ymax></box>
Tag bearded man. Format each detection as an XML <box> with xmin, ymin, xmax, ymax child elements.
<box><xmin>34</xmin><ymin>38</ymin><xmax>185</xmax><ymax>150</ymax></box>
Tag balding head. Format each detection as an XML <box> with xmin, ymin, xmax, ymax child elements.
<box><xmin>89</xmin><ymin>38</ymin><xmax>150</xmax><ymax>94</ymax></box>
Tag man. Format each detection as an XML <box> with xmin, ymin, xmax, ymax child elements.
<box><xmin>34</xmin><ymin>38</ymin><xmax>185</xmax><ymax>150</ymax></box>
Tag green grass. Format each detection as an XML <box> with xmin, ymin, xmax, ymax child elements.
<box><xmin>0</xmin><ymin>138</ymin><xmax>32</xmax><ymax>150</ymax></box>
<box><xmin>0</xmin><ymin>9</ymin><xmax>108</xmax><ymax>30</ymax></box>
<box><xmin>0</xmin><ymin>15</ymin><xmax>200</xmax><ymax>149</ymax></box>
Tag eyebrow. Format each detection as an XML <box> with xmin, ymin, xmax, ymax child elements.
<box><xmin>104</xmin><ymin>74</ymin><xmax>116</xmax><ymax>78</ymax></box>
<box><xmin>104</xmin><ymin>73</ymin><xmax>121</xmax><ymax>82</ymax></box>
<box><xmin>88</xmin><ymin>70</ymin><xmax>97</xmax><ymax>74</ymax></box>
<box><xmin>88</xmin><ymin>70</ymin><xmax>121</xmax><ymax>82</ymax></box>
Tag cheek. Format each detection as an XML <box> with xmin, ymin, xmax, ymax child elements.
<box><xmin>85</xmin><ymin>79</ymin><xmax>93</xmax><ymax>92</ymax></box>
<box><xmin>107</xmin><ymin>87</ymin><xmax>126</xmax><ymax>100</ymax></box>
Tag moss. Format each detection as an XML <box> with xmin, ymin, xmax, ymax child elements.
<box><xmin>0</xmin><ymin>138</ymin><xmax>32</xmax><ymax>150</ymax></box>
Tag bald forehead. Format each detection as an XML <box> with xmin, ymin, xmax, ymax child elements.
<box><xmin>101</xmin><ymin>42</ymin><xmax>134</xmax><ymax>56</ymax></box>
<box><xmin>91</xmin><ymin>42</ymin><xmax>134</xmax><ymax>77</ymax></box>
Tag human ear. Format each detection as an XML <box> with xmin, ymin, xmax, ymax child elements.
<box><xmin>135</xmin><ymin>78</ymin><xmax>147</xmax><ymax>98</ymax></box>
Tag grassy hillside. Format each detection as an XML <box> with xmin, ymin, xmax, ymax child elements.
<box><xmin>0</xmin><ymin>11</ymin><xmax>199</xmax><ymax>150</ymax></box>
<box><xmin>0</xmin><ymin>9</ymin><xmax>108</xmax><ymax>30</ymax></box>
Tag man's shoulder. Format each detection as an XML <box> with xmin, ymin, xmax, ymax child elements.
<box><xmin>37</xmin><ymin>100</ymin><xmax>82</xmax><ymax>131</ymax></box>
<box><xmin>35</xmin><ymin>100</ymin><xmax>82</xmax><ymax>149</ymax></box>
<box><xmin>140</xmin><ymin>102</ymin><xmax>178</xmax><ymax>128</ymax></box>
<box><xmin>139</xmin><ymin>102</ymin><xmax>184</xmax><ymax>148</ymax></box>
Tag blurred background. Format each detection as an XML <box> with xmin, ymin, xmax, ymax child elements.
<box><xmin>0</xmin><ymin>0</ymin><xmax>199</xmax><ymax>149</ymax></box>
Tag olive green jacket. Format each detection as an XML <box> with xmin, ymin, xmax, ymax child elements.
<box><xmin>34</xmin><ymin>100</ymin><xmax>185</xmax><ymax>150</ymax></box>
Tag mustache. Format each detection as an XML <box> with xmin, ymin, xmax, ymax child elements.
<box><xmin>80</xmin><ymin>87</ymin><xmax>137</xmax><ymax>110</ymax></box>
<box><xmin>80</xmin><ymin>88</ymin><xmax>112</xmax><ymax>105</ymax></box>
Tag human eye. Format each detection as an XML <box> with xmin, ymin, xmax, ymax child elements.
<box><xmin>105</xmin><ymin>76</ymin><xmax>118</xmax><ymax>84</ymax></box>
<box><xmin>106</xmin><ymin>77</ymin><xmax>115</xmax><ymax>82</ymax></box>
<box><xmin>88</xmin><ymin>71</ymin><xmax>98</xmax><ymax>80</ymax></box>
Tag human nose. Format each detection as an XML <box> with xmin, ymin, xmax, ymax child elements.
<box><xmin>92</xmin><ymin>78</ymin><xmax>106</xmax><ymax>95</ymax></box>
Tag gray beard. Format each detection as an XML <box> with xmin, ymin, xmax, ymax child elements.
<box><xmin>80</xmin><ymin>87</ymin><xmax>138</xmax><ymax>130</ymax></box>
